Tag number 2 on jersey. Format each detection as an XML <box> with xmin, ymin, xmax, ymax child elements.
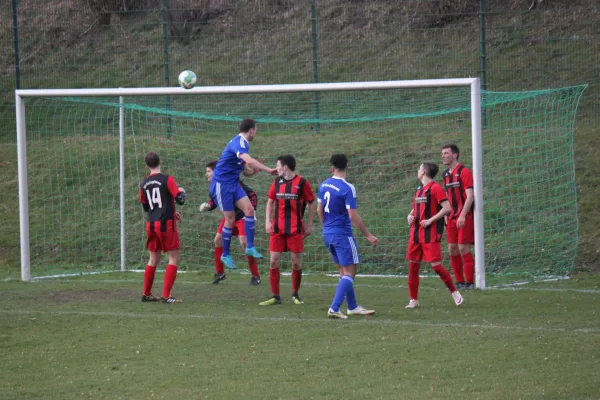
<box><xmin>145</xmin><ymin>187</ymin><xmax>163</xmax><ymax>210</ymax></box>
<box><xmin>323</xmin><ymin>191</ymin><xmax>331</xmax><ymax>213</ymax></box>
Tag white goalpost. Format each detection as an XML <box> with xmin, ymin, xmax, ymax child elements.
<box><xmin>15</xmin><ymin>79</ymin><xmax>485</xmax><ymax>287</ymax></box>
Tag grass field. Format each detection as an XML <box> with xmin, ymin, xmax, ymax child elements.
<box><xmin>1</xmin><ymin>272</ymin><xmax>599</xmax><ymax>399</ymax></box>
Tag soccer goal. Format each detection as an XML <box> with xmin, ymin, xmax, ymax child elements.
<box><xmin>15</xmin><ymin>80</ymin><xmax>587</xmax><ymax>286</ymax></box>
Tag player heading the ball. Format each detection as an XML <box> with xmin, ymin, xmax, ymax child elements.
<box><xmin>209</xmin><ymin>118</ymin><xmax>277</xmax><ymax>270</ymax></box>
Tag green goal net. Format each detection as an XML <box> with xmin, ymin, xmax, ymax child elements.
<box><xmin>20</xmin><ymin>84</ymin><xmax>586</xmax><ymax>281</ymax></box>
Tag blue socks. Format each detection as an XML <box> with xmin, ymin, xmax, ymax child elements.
<box><xmin>244</xmin><ymin>216</ymin><xmax>256</xmax><ymax>248</ymax></box>
<box><xmin>330</xmin><ymin>275</ymin><xmax>355</xmax><ymax>312</ymax></box>
<box><xmin>221</xmin><ymin>226</ymin><xmax>233</xmax><ymax>256</ymax></box>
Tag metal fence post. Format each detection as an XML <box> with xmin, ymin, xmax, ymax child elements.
<box><xmin>162</xmin><ymin>0</ymin><xmax>173</xmax><ymax>138</ymax></box>
<box><xmin>12</xmin><ymin>0</ymin><xmax>21</xmax><ymax>89</ymax></box>
<box><xmin>311</xmin><ymin>0</ymin><xmax>320</xmax><ymax>132</ymax></box>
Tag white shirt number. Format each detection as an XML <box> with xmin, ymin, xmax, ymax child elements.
<box><xmin>145</xmin><ymin>187</ymin><xmax>163</xmax><ymax>210</ymax></box>
<box><xmin>323</xmin><ymin>191</ymin><xmax>331</xmax><ymax>213</ymax></box>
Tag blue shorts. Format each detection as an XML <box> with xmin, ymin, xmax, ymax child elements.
<box><xmin>323</xmin><ymin>235</ymin><xmax>360</xmax><ymax>267</ymax></box>
<box><xmin>210</xmin><ymin>180</ymin><xmax>247</xmax><ymax>212</ymax></box>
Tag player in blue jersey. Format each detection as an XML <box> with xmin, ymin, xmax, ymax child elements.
<box><xmin>210</xmin><ymin>118</ymin><xmax>277</xmax><ymax>269</ymax></box>
<box><xmin>317</xmin><ymin>154</ymin><xmax>378</xmax><ymax>319</ymax></box>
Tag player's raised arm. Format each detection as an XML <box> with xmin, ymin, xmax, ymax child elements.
<box><xmin>239</xmin><ymin>153</ymin><xmax>277</xmax><ymax>175</ymax></box>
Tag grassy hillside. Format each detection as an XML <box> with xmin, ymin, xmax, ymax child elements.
<box><xmin>0</xmin><ymin>0</ymin><xmax>598</xmax><ymax>273</ymax></box>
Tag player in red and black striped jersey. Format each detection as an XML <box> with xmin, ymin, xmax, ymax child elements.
<box><xmin>260</xmin><ymin>155</ymin><xmax>316</xmax><ymax>306</ymax></box>
<box><xmin>405</xmin><ymin>162</ymin><xmax>463</xmax><ymax>309</ymax></box>
<box><xmin>199</xmin><ymin>161</ymin><xmax>261</xmax><ymax>285</ymax></box>
<box><xmin>139</xmin><ymin>152</ymin><xmax>186</xmax><ymax>304</ymax></box>
<box><xmin>441</xmin><ymin>144</ymin><xmax>475</xmax><ymax>290</ymax></box>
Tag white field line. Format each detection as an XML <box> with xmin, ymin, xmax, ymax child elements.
<box><xmin>1</xmin><ymin>309</ymin><xmax>598</xmax><ymax>334</ymax></box>
<box><xmin>15</xmin><ymin>277</ymin><xmax>600</xmax><ymax>294</ymax></box>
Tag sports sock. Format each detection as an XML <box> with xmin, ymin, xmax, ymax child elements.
<box><xmin>408</xmin><ymin>262</ymin><xmax>421</xmax><ymax>300</ymax></box>
<box><xmin>247</xmin><ymin>255</ymin><xmax>260</xmax><ymax>277</ymax></box>
<box><xmin>432</xmin><ymin>265</ymin><xmax>456</xmax><ymax>292</ymax></box>
<box><xmin>345</xmin><ymin>277</ymin><xmax>358</xmax><ymax>310</ymax></box>
<box><xmin>450</xmin><ymin>254</ymin><xmax>465</xmax><ymax>283</ymax></box>
<box><xmin>269</xmin><ymin>268</ymin><xmax>280</xmax><ymax>296</ymax></box>
<box><xmin>162</xmin><ymin>264</ymin><xmax>178</xmax><ymax>298</ymax></box>
<box><xmin>291</xmin><ymin>268</ymin><xmax>302</xmax><ymax>294</ymax></box>
<box><xmin>244</xmin><ymin>216</ymin><xmax>256</xmax><ymax>248</ymax></box>
<box><xmin>143</xmin><ymin>265</ymin><xmax>156</xmax><ymax>296</ymax></box>
<box><xmin>462</xmin><ymin>252</ymin><xmax>475</xmax><ymax>284</ymax></box>
<box><xmin>330</xmin><ymin>275</ymin><xmax>354</xmax><ymax>312</ymax></box>
<box><xmin>214</xmin><ymin>247</ymin><xmax>224</xmax><ymax>274</ymax></box>
<box><xmin>221</xmin><ymin>227</ymin><xmax>233</xmax><ymax>256</ymax></box>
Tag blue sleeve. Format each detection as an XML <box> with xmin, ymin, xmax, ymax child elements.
<box><xmin>231</xmin><ymin>136</ymin><xmax>249</xmax><ymax>159</ymax></box>
<box><xmin>317</xmin><ymin>185</ymin><xmax>324</xmax><ymax>202</ymax></box>
<box><xmin>345</xmin><ymin>185</ymin><xmax>357</xmax><ymax>210</ymax></box>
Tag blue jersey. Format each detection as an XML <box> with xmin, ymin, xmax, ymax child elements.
<box><xmin>318</xmin><ymin>176</ymin><xmax>357</xmax><ymax>237</ymax></box>
<box><xmin>212</xmin><ymin>134</ymin><xmax>250</xmax><ymax>185</ymax></box>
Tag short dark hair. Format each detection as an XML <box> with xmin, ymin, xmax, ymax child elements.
<box><xmin>206</xmin><ymin>160</ymin><xmax>218</xmax><ymax>170</ymax></box>
<box><xmin>239</xmin><ymin>118</ymin><xmax>257</xmax><ymax>133</ymax></box>
<box><xmin>145</xmin><ymin>152</ymin><xmax>160</xmax><ymax>168</ymax></box>
<box><xmin>422</xmin><ymin>162</ymin><xmax>439</xmax><ymax>179</ymax></box>
<box><xmin>277</xmin><ymin>155</ymin><xmax>296</xmax><ymax>171</ymax></box>
<box><xmin>330</xmin><ymin>154</ymin><xmax>348</xmax><ymax>170</ymax></box>
<box><xmin>442</xmin><ymin>143</ymin><xmax>460</xmax><ymax>159</ymax></box>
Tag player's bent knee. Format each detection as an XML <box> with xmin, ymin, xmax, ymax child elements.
<box><xmin>458</xmin><ymin>244</ymin><xmax>471</xmax><ymax>254</ymax></box>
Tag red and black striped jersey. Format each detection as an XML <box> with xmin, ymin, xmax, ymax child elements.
<box><xmin>410</xmin><ymin>181</ymin><xmax>448</xmax><ymax>244</ymax></box>
<box><xmin>442</xmin><ymin>163</ymin><xmax>473</xmax><ymax>219</ymax></box>
<box><xmin>207</xmin><ymin>180</ymin><xmax>257</xmax><ymax>222</ymax></box>
<box><xmin>140</xmin><ymin>173</ymin><xmax>181</xmax><ymax>229</ymax></box>
<box><xmin>268</xmin><ymin>174</ymin><xmax>315</xmax><ymax>235</ymax></box>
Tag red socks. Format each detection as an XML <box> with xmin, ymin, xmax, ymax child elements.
<box><xmin>247</xmin><ymin>255</ymin><xmax>260</xmax><ymax>278</ymax></box>
<box><xmin>408</xmin><ymin>262</ymin><xmax>421</xmax><ymax>300</ymax></box>
<box><xmin>214</xmin><ymin>247</ymin><xmax>224</xmax><ymax>274</ymax></box>
<box><xmin>162</xmin><ymin>264</ymin><xmax>178</xmax><ymax>298</ymax></box>
<box><xmin>269</xmin><ymin>268</ymin><xmax>281</xmax><ymax>296</ymax></box>
<box><xmin>143</xmin><ymin>265</ymin><xmax>156</xmax><ymax>296</ymax></box>
<box><xmin>432</xmin><ymin>265</ymin><xmax>456</xmax><ymax>292</ymax></box>
<box><xmin>462</xmin><ymin>252</ymin><xmax>475</xmax><ymax>284</ymax></box>
<box><xmin>450</xmin><ymin>254</ymin><xmax>464</xmax><ymax>283</ymax></box>
<box><xmin>291</xmin><ymin>268</ymin><xmax>302</xmax><ymax>294</ymax></box>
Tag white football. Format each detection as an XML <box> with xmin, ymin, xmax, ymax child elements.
<box><xmin>178</xmin><ymin>70</ymin><xmax>197</xmax><ymax>89</ymax></box>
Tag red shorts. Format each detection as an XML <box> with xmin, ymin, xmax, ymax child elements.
<box><xmin>216</xmin><ymin>218</ymin><xmax>245</xmax><ymax>236</ymax></box>
<box><xmin>406</xmin><ymin>242</ymin><xmax>442</xmax><ymax>263</ymax></box>
<box><xmin>446</xmin><ymin>215</ymin><xmax>474</xmax><ymax>244</ymax></box>
<box><xmin>270</xmin><ymin>233</ymin><xmax>304</xmax><ymax>253</ymax></box>
<box><xmin>145</xmin><ymin>221</ymin><xmax>180</xmax><ymax>252</ymax></box>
